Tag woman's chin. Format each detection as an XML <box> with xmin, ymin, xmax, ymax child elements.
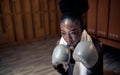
<box><xmin>69</xmin><ymin>45</ymin><xmax>74</xmax><ymax>51</ymax></box>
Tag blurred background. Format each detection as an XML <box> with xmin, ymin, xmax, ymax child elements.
<box><xmin>0</xmin><ymin>0</ymin><xmax>120</xmax><ymax>75</ymax></box>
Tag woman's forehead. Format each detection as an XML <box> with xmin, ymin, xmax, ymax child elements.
<box><xmin>60</xmin><ymin>20</ymin><xmax>81</xmax><ymax>32</ymax></box>
<box><xmin>64</xmin><ymin>19</ymin><xmax>71</xmax><ymax>25</ymax></box>
<box><xmin>60</xmin><ymin>19</ymin><xmax>80</xmax><ymax>27</ymax></box>
<box><xmin>62</xmin><ymin>19</ymin><xmax>72</xmax><ymax>25</ymax></box>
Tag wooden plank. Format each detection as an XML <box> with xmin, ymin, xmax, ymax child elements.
<box><xmin>99</xmin><ymin>38</ymin><xmax>120</xmax><ymax>49</ymax></box>
<box><xmin>108</xmin><ymin>0</ymin><xmax>120</xmax><ymax>41</ymax></box>
<box><xmin>39</xmin><ymin>0</ymin><xmax>43</xmax><ymax>11</ymax></box>
<box><xmin>49</xmin><ymin>12</ymin><xmax>57</xmax><ymax>37</ymax></box>
<box><xmin>31</xmin><ymin>0</ymin><xmax>44</xmax><ymax>39</ymax></box>
<box><xmin>2</xmin><ymin>0</ymin><xmax>11</xmax><ymax>14</ymax></box>
<box><xmin>0</xmin><ymin>16</ymin><xmax>3</xmax><ymax>33</ymax></box>
<box><xmin>87</xmin><ymin>0</ymin><xmax>97</xmax><ymax>35</ymax></box>
<box><xmin>0</xmin><ymin>1</ymin><xmax>2</xmax><ymax>15</ymax></box>
<box><xmin>0</xmin><ymin>0</ymin><xmax>6</xmax><ymax>33</ymax></box>
<box><xmin>0</xmin><ymin>0</ymin><xmax>9</xmax><ymax>44</ymax></box>
<box><xmin>31</xmin><ymin>0</ymin><xmax>40</xmax><ymax>12</ymax></box>
<box><xmin>0</xmin><ymin>12</ymin><xmax>9</xmax><ymax>44</ymax></box>
<box><xmin>5</xmin><ymin>15</ymin><xmax>15</xmax><ymax>42</ymax></box>
<box><xmin>49</xmin><ymin>0</ymin><xmax>57</xmax><ymax>37</ymax></box>
<box><xmin>49</xmin><ymin>0</ymin><xmax>56</xmax><ymax>11</ymax></box>
<box><xmin>3</xmin><ymin>0</ymin><xmax>15</xmax><ymax>42</ymax></box>
<box><xmin>13</xmin><ymin>14</ymin><xmax>24</xmax><ymax>41</ymax></box>
<box><xmin>44</xmin><ymin>13</ymin><xmax>50</xmax><ymax>38</ymax></box>
<box><xmin>43</xmin><ymin>0</ymin><xmax>50</xmax><ymax>38</ymax></box>
<box><xmin>43</xmin><ymin>0</ymin><xmax>48</xmax><ymax>11</ymax></box>
<box><xmin>21</xmin><ymin>0</ymin><xmax>34</xmax><ymax>39</ymax></box>
<box><xmin>56</xmin><ymin>0</ymin><xmax>61</xmax><ymax>21</ymax></box>
<box><xmin>56</xmin><ymin>0</ymin><xmax>61</xmax><ymax>35</ymax></box>
<box><xmin>0</xmin><ymin>1</ymin><xmax>2</xmax><ymax>33</ymax></box>
<box><xmin>13</xmin><ymin>0</ymin><xmax>24</xmax><ymax>41</ymax></box>
<box><xmin>14</xmin><ymin>0</ymin><xmax>22</xmax><ymax>13</ymax></box>
<box><xmin>0</xmin><ymin>33</ymin><xmax>8</xmax><ymax>44</ymax></box>
<box><xmin>97</xmin><ymin>0</ymin><xmax>109</xmax><ymax>38</ymax></box>
<box><xmin>22</xmin><ymin>0</ymin><xmax>31</xmax><ymax>13</ymax></box>
<box><xmin>33</xmin><ymin>13</ymin><xmax>44</xmax><ymax>38</ymax></box>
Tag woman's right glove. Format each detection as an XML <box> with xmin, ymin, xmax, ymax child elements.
<box><xmin>52</xmin><ymin>44</ymin><xmax>70</xmax><ymax>74</ymax></box>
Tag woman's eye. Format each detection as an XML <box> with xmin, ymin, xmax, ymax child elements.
<box><xmin>61</xmin><ymin>32</ymin><xmax>66</xmax><ymax>35</ymax></box>
<box><xmin>70</xmin><ymin>31</ymin><xmax>77</xmax><ymax>35</ymax></box>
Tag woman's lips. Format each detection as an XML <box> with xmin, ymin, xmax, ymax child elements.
<box><xmin>68</xmin><ymin>45</ymin><xmax>74</xmax><ymax>50</ymax></box>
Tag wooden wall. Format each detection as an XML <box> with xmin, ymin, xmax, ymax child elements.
<box><xmin>87</xmin><ymin>0</ymin><xmax>120</xmax><ymax>49</ymax></box>
<box><xmin>0</xmin><ymin>0</ymin><xmax>61</xmax><ymax>48</ymax></box>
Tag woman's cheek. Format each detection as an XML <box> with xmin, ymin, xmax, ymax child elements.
<box><xmin>73</xmin><ymin>35</ymin><xmax>80</xmax><ymax>41</ymax></box>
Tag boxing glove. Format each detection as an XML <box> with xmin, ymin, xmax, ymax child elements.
<box><xmin>73</xmin><ymin>41</ymin><xmax>98</xmax><ymax>69</ymax></box>
<box><xmin>52</xmin><ymin>44</ymin><xmax>71</xmax><ymax>72</ymax></box>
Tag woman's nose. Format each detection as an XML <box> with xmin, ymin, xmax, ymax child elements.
<box><xmin>66</xmin><ymin>34</ymin><xmax>72</xmax><ymax>44</ymax></box>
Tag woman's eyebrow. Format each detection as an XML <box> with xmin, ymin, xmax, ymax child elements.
<box><xmin>70</xmin><ymin>29</ymin><xmax>77</xmax><ymax>31</ymax></box>
<box><xmin>61</xmin><ymin>30</ymin><xmax>65</xmax><ymax>32</ymax></box>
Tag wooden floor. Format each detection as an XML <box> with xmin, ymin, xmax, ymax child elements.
<box><xmin>103</xmin><ymin>45</ymin><xmax>120</xmax><ymax>75</ymax></box>
<box><xmin>0</xmin><ymin>38</ymin><xmax>60</xmax><ymax>75</ymax></box>
<box><xmin>0</xmin><ymin>38</ymin><xmax>120</xmax><ymax>75</ymax></box>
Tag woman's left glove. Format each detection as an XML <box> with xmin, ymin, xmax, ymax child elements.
<box><xmin>73</xmin><ymin>41</ymin><xmax>98</xmax><ymax>69</ymax></box>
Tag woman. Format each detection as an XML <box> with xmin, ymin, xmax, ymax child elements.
<box><xmin>52</xmin><ymin>0</ymin><xmax>103</xmax><ymax>75</ymax></box>
<box><xmin>53</xmin><ymin>13</ymin><xmax>103</xmax><ymax>75</ymax></box>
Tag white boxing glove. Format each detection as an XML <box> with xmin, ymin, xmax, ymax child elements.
<box><xmin>52</xmin><ymin>44</ymin><xmax>70</xmax><ymax>71</ymax></box>
<box><xmin>73</xmin><ymin>41</ymin><xmax>98</xmax><ymax>69</ymax></box>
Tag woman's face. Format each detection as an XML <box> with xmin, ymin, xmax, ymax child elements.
<box><xmin>60</xmin><ymin>18</ymin><xmax>82</xmax><ymax>49</ymax></box>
